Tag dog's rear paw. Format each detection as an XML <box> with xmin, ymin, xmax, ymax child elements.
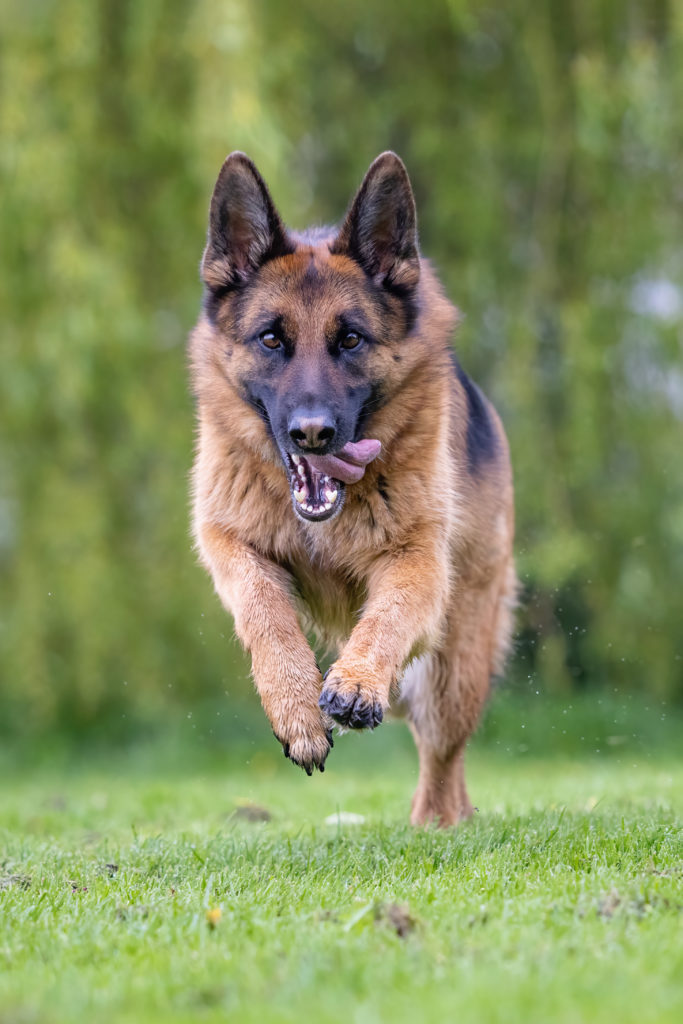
<box><xmin>274</xmin><ymin>721</ymin><xmax>334</xmax><ymax>775</ymax></box>
<box><xmin>319</xmin><ymin>670</ymin><xmax>385</xmax><ymax>730</ymax></box>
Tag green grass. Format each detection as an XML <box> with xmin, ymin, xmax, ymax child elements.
<box><xmin>1</xmin><ymin>701</ymin><xmax>682</xmax><ymax>1024</ymax></box>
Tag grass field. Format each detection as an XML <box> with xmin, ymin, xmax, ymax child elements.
<box><xmin>1</xmin><ymin>697</ymin><xmax>682</xmax><ymax>1024</ymax></box>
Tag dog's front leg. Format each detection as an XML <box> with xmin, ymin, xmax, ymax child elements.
<box><xmin>319</xmin><ymin>535</ymin><xmax>449</xmax><ymax>729</ymax></box>
<box><xmin>198</xmin><ymin>524</ymin><xmax>332</xmax><ymax>772</ymax></box>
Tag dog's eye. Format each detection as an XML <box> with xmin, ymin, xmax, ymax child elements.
<box><xmin>259</xmin><ymin>331</ymin><xmax>282</xmax><ymax>351</ymax></box>
<box><xmin>341</xmin><ymin>330</ymin><xmax>364</xmax><ymax>350</ymax></box>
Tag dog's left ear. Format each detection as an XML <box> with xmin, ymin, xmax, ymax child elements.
<box><xmin>331</xmin><ymin>152</ymin><xmax>420</xmax><ymax>292</ymax></box>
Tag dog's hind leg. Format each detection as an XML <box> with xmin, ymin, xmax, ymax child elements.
<box><xmin>400</xmin><ymin>653</ymin><xmax>475</xmax><ymax>826</ymax></box>
<box><xmin>403</xmin><ymin>574</ymin><xmax>510</xmax><ymax>827</ymax></box>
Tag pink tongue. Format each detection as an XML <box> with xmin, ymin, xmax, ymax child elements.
<box><xmin>306</xmin><ymin>439</ymin><xmax>381</xmax><ymax>484</ymax></box>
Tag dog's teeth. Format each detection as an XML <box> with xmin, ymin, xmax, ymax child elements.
<box><xmin>325</xmin><ymin>488</ymin><xmax>337</xmax><ymax>503</ymax></box>
<box><xmin>294</xmin><ymin>488</ymin><xmax>306</xmax><ymax>503</ymax></box>
<box><xmin>292</xmin><ymin>455</ymin><xmax>301</xmax><ymax>465</ymax></box>
<box><xmin>306</xmin><ymin>504</ymin><xmax>315</xmax><ymax>513</ymax></box>
<box><xmin>298</xmin><ymin>465</ymin><xmax>305</xmax><ymax>478</ymax></box>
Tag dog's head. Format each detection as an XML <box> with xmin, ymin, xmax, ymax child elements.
<box><xmin>199</xmin><ymin>151</ymin><xmax>421</xmax><ymax>523</ymax></box>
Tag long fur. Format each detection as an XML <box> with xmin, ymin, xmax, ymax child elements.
<box><xmin>189</xmin><ymin>152</ymin><xmax>516</xmax><ymax>825</ymax></box>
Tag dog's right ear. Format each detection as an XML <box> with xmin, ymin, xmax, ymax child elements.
<box><xmin>201</xmin><ymin>153</ymin><xmax>293</xmax><ymax>291</ymax></box>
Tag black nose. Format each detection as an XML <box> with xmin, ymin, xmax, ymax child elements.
<box><xmin>288</xmin><ymin>408</ymin><xmax>336</xmax><ymax>450</ymax></box>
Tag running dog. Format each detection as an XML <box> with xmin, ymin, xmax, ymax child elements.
<box><xmin>190</xmin><ymin>151</ymin><xmax>516</xmax><ymax>825</ymax></box>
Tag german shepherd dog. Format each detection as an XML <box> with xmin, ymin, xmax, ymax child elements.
<box><xmin>190</xmin><ymin>152</ymin><xmax>516</xmax><ymax>826</ymax></box>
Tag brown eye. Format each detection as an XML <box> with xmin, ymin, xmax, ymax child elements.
<box><xmin>259</xmin><ymin>330</ymin><xmax>281</xmax><ymax>350</ymax></box>
<box><xmin>341</xmin><ymin>330</ymin><xmax>363</xmax><ymax>350</ymax></box>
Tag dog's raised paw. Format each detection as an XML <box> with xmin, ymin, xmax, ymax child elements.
<box><xmin>318</xmin><ymin>683</ymin><xmax>384</xmax><ymax>730</ymax></box>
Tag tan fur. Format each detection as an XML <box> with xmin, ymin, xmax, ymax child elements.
<box><xmin>190</xmin><ymin>157</ymin><xmax>516</xmax><ymax>825</ymax></box>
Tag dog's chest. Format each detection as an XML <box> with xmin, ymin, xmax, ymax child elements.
<box><xmin>288</xmin><ymin>556</ymin><xmax>366</xmax><ymax>650</ymax></box>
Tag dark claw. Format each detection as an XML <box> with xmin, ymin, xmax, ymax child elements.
<box><xmin>319</xmin><ymin>735</ymin><xmax>334</xmax><ymax>771</ymax></box>
<box><xmin>304</xmin><ymin>763</ymin><xmax>313</xmax><ymax>777</ymax></box>
<box><xmin>322</xmin><ymin>667</ymin><xmax>331</xmax><ymax>682</ymax></box>
<box><xmin>319</xmin><ymin>687</ymin><xmax>384</xmax><ymax>730</ymax></box>
<box><xmin>273</xmin><ymin>729</ymin><xmax>291</xmax><ymax>760</ymax></box>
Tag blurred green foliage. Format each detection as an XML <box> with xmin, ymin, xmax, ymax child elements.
<box><xmin>1</xmin><ymin>0</ymin><xmax>682</xmax><ymax>737</ymax></box>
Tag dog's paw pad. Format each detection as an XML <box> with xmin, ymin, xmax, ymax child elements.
<box><xmin>319</xmin><ymin>686</ymin><xmax>383</xmax><ymax>731</ymax></box>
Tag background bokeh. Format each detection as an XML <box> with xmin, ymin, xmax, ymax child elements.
<box><xmin>2</xmin><ymin>0</ymin><xmax>682</xmax><ymax>742</ymax></box>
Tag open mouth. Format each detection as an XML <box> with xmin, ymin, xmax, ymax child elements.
<box><xmin>282</xmin><ymin>439</ymin><xmax>382</xmax><ymax>524</ymax></box>
<box><xmin>285</xmin><ymin>453</ymin><xmax>345</xmax><ymax>522</ymax></box>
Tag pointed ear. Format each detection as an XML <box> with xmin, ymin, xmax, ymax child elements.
<box><xmin>331</xmin><ymin>152</ymin><xmax>420</xmax><ymax>292</ymax></box>
<box><xmin>201</xmin><ymin>152</ymin><xmax>293</xmax><ymax>290</ymax></box>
